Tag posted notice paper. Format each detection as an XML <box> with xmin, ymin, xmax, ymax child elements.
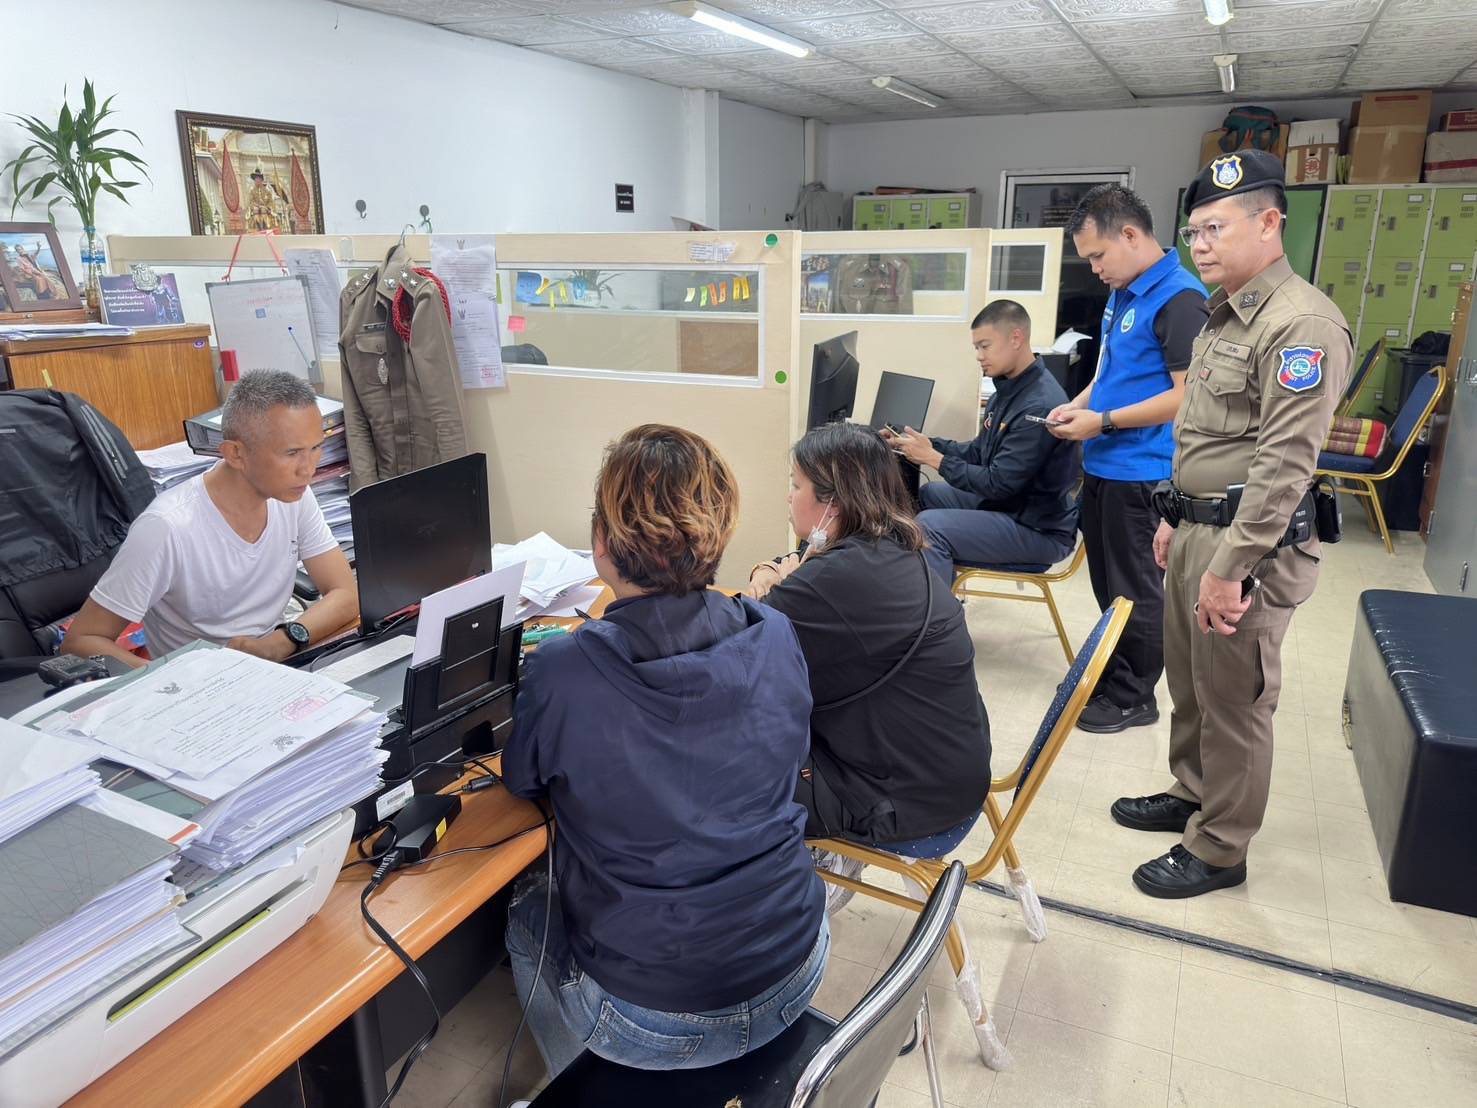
<box><xmin>432</xmin><ymin>234</ymin><xmax>505</xmax><ymax>390</ymax></box>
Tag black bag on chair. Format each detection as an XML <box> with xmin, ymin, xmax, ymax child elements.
<box><xmin>0</xmin><ymin>389</ymin><xmax>154</xmax><ymax>657</ymax></box>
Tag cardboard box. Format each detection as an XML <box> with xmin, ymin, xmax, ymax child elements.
<box><xmin>1424</xmin><ymin>131</ymin><xmax>1477</xmax><ymax>183</ymax></box>
<box><xmin>1440</xmin><ymin>109</ymin><xmax>1477</xmax><ymax>132</ymax></box>
<box><xmin>1287</xmin><ymin>144</ymin><xmax>1339</xmax><ymax>184</ymax></box>
<box><xmin>1349</xmin><ymin>125</ymin><xmax>1427</xmax><ymax>184</ymax></box>
<box><xmin>1351</xmin><ymin>90</ymin><xmax>1432</xmax><ymax>129</ymax></box>
<box><xmin>1198</xmin><ymin>126</ymin><xmax>1288</xmax><ymax>170</ymax></box>
<box><xmin>1288</xmin><ymin>118</ymin><xmax>1341</xmax><ymax>147</ymax></box>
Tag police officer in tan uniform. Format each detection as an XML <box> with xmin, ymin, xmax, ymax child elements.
<box><xmin>1111</xmin><ymin>150</ymin><xmax>1350</xmax><ymax>898</ymax></box>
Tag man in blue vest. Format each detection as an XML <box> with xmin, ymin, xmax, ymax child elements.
<box><xmin>1047</xmin><ymin>185</ymin><xmax>1208</xmax><ymax>732</ymax></box>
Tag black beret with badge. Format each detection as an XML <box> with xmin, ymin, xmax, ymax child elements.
<box><xmin>1183</xmin><ymin>148</ymin><xmax>1286</xmax><ymax>215</ymax></box>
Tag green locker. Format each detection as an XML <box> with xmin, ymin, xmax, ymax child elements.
<box><xmin>1321</xmin><ymin>189</ymin><xmax>1380</xmax><ymax>257</ymax></box>
<box><xmin>1283</xmin><ymin>186</ymin><xmax>1327</xmax><ymax>284</ymax></box>
<box><xmin>1370</xmin><ymin>188</ymin><xmax>1434</xmax><ymax>262</ymax></box>
<box><xmin>928</xmin><ymin>196</ymin><xmax>968</xmax><ymax>229</ymax></box>
<box><xmin>1412</xmin><ymin>255</ymin><xmax>1475</xmax><ymax>333</ymax></box>
<box><xmin>853</xmin><ymin>198</ymin><xmax>891</xmax><ymax>231</ymax></box>
<box><xmin>891</xmin><ymin>197</ymin><xmax>929</xmax><ymax>230</ymax></box>
<box><xmin>1426</xmin><ymin>187</ymin><xmax>1477</xmax><ymax>259</ymax></box>
<box><xmin>1320</xmin><ymin>258</ymin><xmax>1367</xmax><ymax>325</ymax></box>
<box><xmin>1363</xmin><ymin>257</ymin><xmax>1422</xmax><ymax>319</ymax></box>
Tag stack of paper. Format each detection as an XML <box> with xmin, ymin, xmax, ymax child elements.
<box><xmin>320</xmin><ymin>424</ymin><xmax>348</xmax><ymax>466</ymax></box>
<box><xmin>0</xmin><ymin>322</ymin><xmax>133</xmax><ymax>341</ymax></box>
<box><xmin>25</xmin><ymin>644</ymin><xmax>386</xmax><ymax>871</ymax></box>
<box><xmin>134</xmin><ymin>439</ymin><xmax>216</xmax><ymax>494</ymax></box>
<box><xmin>0</xmin><ymin>720</ymin><xmax>99</xmax><ymax>847</ymax></box>
<box><xmin>0</xmin><ymin>805</ymin><xmax>186</xmax><ymax>1053</ymax></box>
<box><xmin>311</xmin><ymin>458</ymin><xmax>353</xmax><ymax>560</ymax></box>
<box><xmin>493</xmin><ymin>532</ymin><xmax>599</xmax><ymax>620</ymax></box>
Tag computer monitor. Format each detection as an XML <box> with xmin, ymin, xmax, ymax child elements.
<box><xmin>807</xmin><ymin>331</ymin><xmax>860</xmax><ymax>430</ymax></box>
<box><xmin>869</xmin><ymin>371</ymin><xmax>935</xmax><ymax>433</ymax></box>
<box><xmin>350</xmin><ymin>453</ymin><xmax>493</xmax><ymax>631</ymax></box>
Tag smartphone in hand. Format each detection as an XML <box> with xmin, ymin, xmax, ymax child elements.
<box><xmin>1021</xmin><ymin>414</ymin><xmax>1067</xmax><ymax>427</ymax></box>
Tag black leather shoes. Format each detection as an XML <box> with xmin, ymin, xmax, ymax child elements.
<box><xmin>1133</xmin><ymin>844</ymin><xmax>1247</xmax><ymax>899</ymax></box>
<box><xmin>1110</xmin><ymin>792</ymin><xmax>1201</xmax><ymax>832</ymax></box>
<box><xmin>1077</xmin><ymin>696</ymin><xmax>1160</xmax><ymax>733</ymax></box>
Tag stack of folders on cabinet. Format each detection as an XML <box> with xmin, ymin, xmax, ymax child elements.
<box><xmin>0</xmin><ymin>640</ymin><xmax>388</xmax><ymax>1057</ymax></box>
<box><xmin>134</xmin><ymin>440</ymin><xmax>215</xmax><ymax>494</ymax></box>
<box><xmin>0</xmin><ymin>718</ymin><xmax>188</xmax><ymax>1055</ymax></box>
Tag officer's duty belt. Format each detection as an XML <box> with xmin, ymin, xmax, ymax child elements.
<box><xmin>1153</xmin><ymin>485</ymin><xmax>1232</xmax><ymax>526</ymax></box>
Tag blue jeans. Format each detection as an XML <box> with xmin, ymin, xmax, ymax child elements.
<box><xmin>505</xmin><ymin>870</ymin><xmax>830</xmax><ymax>1078</ymax></box>
<box><xmin>918</xmin><ymin>481</ymin><xmax>1075</xmax><ymax>585</ymax></box>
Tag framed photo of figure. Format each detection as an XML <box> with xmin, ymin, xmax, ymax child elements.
<box><xmin>0</xmin><ymin>221</ymin><xmax>82</xmax><ymax>312</ymax></box>
<box><xmin>176</xmin><ymin>111</ymin><xmax>325</xmax><ymax>236</ymax></box>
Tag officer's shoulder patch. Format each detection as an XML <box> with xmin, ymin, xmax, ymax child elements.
<box><xmin>1276</xmin><ymin>346</ymin><xmax>1325</xmax><ymax>393</ymax></box>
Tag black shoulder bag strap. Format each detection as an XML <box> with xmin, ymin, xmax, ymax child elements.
<box><xmin>814</xmin><ymin>551</ymin><xmax>934</xmax><ymax>713</ymax></box>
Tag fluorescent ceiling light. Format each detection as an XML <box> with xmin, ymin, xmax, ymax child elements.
<box><xmin>872</xmin><ymin>76</ymin><xmax>942</xmax><ymax>109</ymax></box>
<box><xmin>670</xmin><ymin>2</ymin><xmax>813</xmax><ymax>58</ymax></box>
<box><xmin>1214</xmin><ymin>53</ymin><xmax>1237</xmax><ymax>94</ymax></box>
<box><xmin>1202</xmin><ymin>0</ymin><xmax>1234</xmax><ymax>26</ymax></box>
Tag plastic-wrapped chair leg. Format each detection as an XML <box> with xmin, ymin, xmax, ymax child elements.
<box><xmin>1006</xmin><ymin>864</ymin><xmax>1048</xmax><ymax>942</ymax></box>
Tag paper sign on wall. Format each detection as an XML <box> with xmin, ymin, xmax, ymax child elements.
<box><xmin>431</xmin><ymin>234</ymin><xmax>505</xmax><ymax>390</ymax></box>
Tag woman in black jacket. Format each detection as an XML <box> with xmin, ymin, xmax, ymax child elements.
<box><xmin>748</xmin><ymin>423</ymin><xmax>993</xmax><ymax>866</ymax></box>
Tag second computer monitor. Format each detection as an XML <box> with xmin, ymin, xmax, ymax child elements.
<box><xmin>350</xmin><ymin>453</ymin><xmax>493</xmax><ymax>631</ymax></box>
<box><xmin>807</xmin><ymin>331</ymin><xmax>860</xmax><ymax>430</ymax></box>
<box><xmin>869</xmin><ymin>371</ymin><xmax>936</xmax><ymax>433</ymax></box>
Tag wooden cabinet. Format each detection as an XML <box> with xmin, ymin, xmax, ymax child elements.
<box><xmin>0</xmin><ymin>325</ymin><xmax>217</xmax><ymax>450</ymax></box>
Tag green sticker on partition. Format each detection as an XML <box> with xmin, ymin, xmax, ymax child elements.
<box><xmin>775</xmin><ymin>370</ymin><xmax>788</xmax><ymax>384</ymax></box>
<box><xmin>765</xmin><ymin>233</ymin><xmax>779</xmax><ymax>247</ymax></box>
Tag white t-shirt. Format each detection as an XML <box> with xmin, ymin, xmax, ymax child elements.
<box><xmin>91</xmin><ymin>473</ymin><xmax>338</xmax><ymax>658</ymax></box>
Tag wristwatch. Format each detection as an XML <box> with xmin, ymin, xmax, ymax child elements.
<box><xmin>277</xmin><ymin>620</ymin><xmax>311</xmax><ymax>652</ymax></box>
<box><xmin>1101</xmin><ymin>410</ymin><xmax>1118</xmax><ymax>435</ymax></box>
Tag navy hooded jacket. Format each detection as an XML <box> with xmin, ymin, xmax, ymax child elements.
<box><xmin>502</xmin><ymin>589</ymin><xmax>825</xmax><ymax>1013</ymax></box>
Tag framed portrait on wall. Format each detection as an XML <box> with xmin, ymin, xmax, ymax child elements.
<box><xmin>0</xmin><ymin>221</ymin><xmax>82</xmax><ymax>312</ymax></box>
<box><xmin>175</xmin><ymin>111</ymin><xmax>325</xmax><ymax>236</ymax></box>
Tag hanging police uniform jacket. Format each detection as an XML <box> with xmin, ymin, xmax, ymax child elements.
<box><xmin>339</xmin><ymin>243</ymin><xmax>468</xmax><ymax>489</ymax></box>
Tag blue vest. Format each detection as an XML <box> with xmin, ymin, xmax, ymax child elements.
<box><xmin>1084</xmin><ymin>251</ymin><xmax>1206</xmax><ymax>482</ymax></box>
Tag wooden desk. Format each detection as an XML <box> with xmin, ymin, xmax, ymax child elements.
<box><xmin>0</xmin><ymin>324</ymin><xmax>217</xmax><ymax>450</ymax></box>
<box><xmin>67</xmin><ymin>781</ymin><xmax>547</xmax><ymax>1108</ymax></box>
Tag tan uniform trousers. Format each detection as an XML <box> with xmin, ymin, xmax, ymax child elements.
<box><xmin>1163</xmin><ymin>523</ymin><xmax>1320</xmax><ymax>867</ymax></box>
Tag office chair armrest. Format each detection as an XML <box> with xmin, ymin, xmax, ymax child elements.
<box><xmin>0</xmin><ymin>657</ymin><xmax>47</xmax><ymax>679</ymax></box>
<box><xmin>294</xmin><ymin>569</ymin><xmax>321</xmax><ymax>605</ymax></box>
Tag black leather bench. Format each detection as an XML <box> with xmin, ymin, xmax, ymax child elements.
<box><xmin>1345</xmin><ymin>590</ymin><xmax>1477</xmax><ymax>917</ymax></box>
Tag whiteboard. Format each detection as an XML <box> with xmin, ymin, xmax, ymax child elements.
<box><xmin>206</xmin><ymin>276</ymin><xmax>322</xmax><ymax>386</ymax></box>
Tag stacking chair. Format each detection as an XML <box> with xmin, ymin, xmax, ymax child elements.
<box><xmin>809</xmin><ymin>598</ymin><xmax>1132</xmax><ymax>1071</ymax></box>
<box><xmin>527</xmin><ymin>862</ymin><xmax>970</xmax><ymax>1108</ymax></box>
<box><xmin>1316</xmin><ymin>365</ymin><xmax>1446</xmax><ymax>554</ymax></box>
<box><xmin>1336</xmin><ymin>336</ymin><xmax>1387</xmax><ymax>419</ymax></box>
<box><xmin>951</xmin><ymin>540</ymin><xmax>1088</xmax><ymax>663</ymax></box>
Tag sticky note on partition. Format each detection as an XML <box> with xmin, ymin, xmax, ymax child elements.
<box><xmin>700</xmin><ymin>286</ymin><xmax>709</xmax><ymax>307</ymax></box>
<box><xmin>685</xmin><ymin>288</ymin><xmax>695</xmax><ymax>303</ymax></box>
<box><xmin>509</xmin><ymin>315</ymin><xmax>527</xmax><ymax>333</ymax></box>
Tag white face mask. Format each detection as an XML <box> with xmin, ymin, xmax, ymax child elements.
<box><xmin>808</xmin><ymin>503</ymin><xmax>835</xmax><ymax>551</ymax></box>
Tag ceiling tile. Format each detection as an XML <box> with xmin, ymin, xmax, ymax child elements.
<box><xmin>538</xmin><ymin>38</ymin><xmax>674</xmax><ymax>64</ymax></box>
<box><xmin>1234</xmin><ymin>47</ymin><xmax>1356</xmax><ymax>67</ymax></box>
<box><xmin>897</xmin><ymin>1</ymin><xmax>1060</xmax><ymax>33</ymax></box>
<box><xmin>936</xmin><ymin>24</ymin><xmax>1081</xmax><ymax>50</ymax></box>
<box><xmin>1232</xmin><ymin>0</ymin><xmax>1383</xmax><ymax>31</ymax></box>
<box><xmin>822</xmin><ymin>35</ymin><xmax>953</xmax><ymax>61</ymax></box>
<box><xmin>637</xmin><ymin>30</ymin><xmax>769</xmax><ymax>54</ymax></box>
<box><xmin>886</xmin><ymin>53</ymin><xmax>1005</xmax><ymax>78</ymax></box>
<box><xmin>1226</xmin><ymin>26</ymin><xmax>1368</xmax><ymax>50</ymax></box>
<box><xmin>448</xmin><ymin>15</ymin><xmax>603</xmax><ymax>44</ymax></box>
<box><xmin>1074</xmin><ymin>14</ymin><xmax>1211</xmax><ymax>41</ymax></box>
<box><xmin>769</xmin><ymin>10</ymin><xmax>921</xmax><ymax>42</ymax></box>
<box><xmin>1095</xmin><ymin>35</ymin><xmax>1223</xmax><ymax>61</ymax></box>
<box><xmin>974</xmin><ymin>44</ymin><xmax>1099</xmax><ymax>74</ymax></box>
<box><xmin>911</xmin><ymin>71</ymin><xmax>1021</xmax><ymax>95</ymax></box>
<box><xmin>1379</xmin><ymin>0</ymin><xmax>1477</xmax><ymax>16</ymax></box>
<box><xmin>1053</xmin><ymin>0</ymin><xmax>1200</xmax><ymax>16</ymax></box>
<box><xmin>722</xmin><ymin>0</ymin><xmax>884</xmax><ymax>19</ymax></box>
<box><xmin>1363</xmin><ymin>17</ymin><xmax>1477</xmax><ymax>47</ymax></box>
<box><xmin>562</xmin><ymin>8</ymin><xmax>692</xmax><ymax>35</ymax></box>
<box><xmin>726</xmin><ymin>54</ymin><xmax>867</xmax><ymax>77</ymax></box>
<box><xmin>346</xmin><ymin>0</ymin><xmax>541</xmax><ymax>22</ymax></box>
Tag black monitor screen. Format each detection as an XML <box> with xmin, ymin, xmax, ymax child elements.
<box><xmin>807</xmin><ymin>331</ymin><xmax>860</xmax><ymax>430</ymax></box>
<box><xmin>350</xmin><ymin>453</ymin><xmax>492</xmax><ymax>631</ymax></box>
<box><xmin>869</xmin><ymin>371</ymin><xmax>936</xmax><ymax>433</ymax></box>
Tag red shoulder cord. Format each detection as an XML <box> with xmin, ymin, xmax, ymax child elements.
<box><xmin>391</xmin><ymin>267</ymin><xmax>451</xmax><ymax>344</ymax></box>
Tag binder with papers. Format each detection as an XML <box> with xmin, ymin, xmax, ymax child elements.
<box><xmin>0</xmin><ymin>719</ymin><xmax>99</xmax><ymax>847</ymax></box>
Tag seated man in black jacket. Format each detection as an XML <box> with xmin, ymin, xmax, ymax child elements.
<box><xmin>885</xmin><ymin>299</ymin><xmax>1081</xmax><ymax>584</ymax></box>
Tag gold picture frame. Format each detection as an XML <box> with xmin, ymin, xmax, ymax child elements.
<box><xmin>176</xmin><ymin>110</ymin><xmax>325</xmax><ymax>236</ymax></box>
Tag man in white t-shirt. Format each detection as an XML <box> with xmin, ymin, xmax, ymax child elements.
<box><xmin>62</xmin><ymin>371</ymin><xmax>359</xmax><ymax>669</ymax></box>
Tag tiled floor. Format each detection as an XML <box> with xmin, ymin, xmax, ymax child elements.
<box><xmin>394</xmin><ymin>521</ymin><xmax>1477</xmax><ymax>1106</ymax></box>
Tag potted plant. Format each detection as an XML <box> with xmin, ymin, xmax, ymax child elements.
<box><xmin>3</xmin><ymin>80</ymin><xmax>148</xmax><ymax>309</ymax></box>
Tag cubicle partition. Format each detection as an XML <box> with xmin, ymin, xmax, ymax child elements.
<box><xmin>796</xmin><ymin>228</ymin><xmax>1062</xmax><ymax>445</ymax></box>
<box><xmin>107</xmin><ymin>227</ymin><xmax>1061</xmax><ymax>587</ymax></box>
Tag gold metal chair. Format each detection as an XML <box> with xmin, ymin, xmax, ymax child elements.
<box><xmin>811</xmin><ymin>597</ymin><xmax>1132</xmax><ymax>1071</ymax></box>
<box><xmin>951</xmin><ymin>541</ymin><xmax>1088</xmax><ymax>663</ymax></box>
<box><xmin>1316</xmin><ymin>364</ymin><xmax>1446</xmax><ymax>554</ymax></box>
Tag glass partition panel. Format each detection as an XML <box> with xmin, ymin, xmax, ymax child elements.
<box><xmin>497</xmin><ymin>265</ymin><xmax>761</xmax><ymax>381</ymax></box>
<box><xmin>989</xmin><ymin>244</ymin><xmax>1048</xmax><ymax>294</ymax></box>
<box><xmin>799</xmin><ymin>250</ymin><xmax>969</xmax><ymax>319</ymax></box>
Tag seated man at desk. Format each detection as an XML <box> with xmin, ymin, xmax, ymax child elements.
<box><xmin>884</xmin><ymin>299</ymin><xmax>1081</xmax><ymax>584</ymax></box>
<box><xmin>62</xmin><ymin>370</ymin><xmax>357</xmax><ymax>669</ymax></box>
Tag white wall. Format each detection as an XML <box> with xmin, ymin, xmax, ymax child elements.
<box><xmin>824</xmin><ymin>94</ymin><xmax>1475</xmax><ymax>245</ymax></box>
<box><xmin>717</xmin><ymin>100</ymin><xmax>804</xmax><ymax>232</ymax></box>
<box><xmin>0</xmin><ymin>0</ymin><xmax>700</xmax><ymax>271</ymax></box>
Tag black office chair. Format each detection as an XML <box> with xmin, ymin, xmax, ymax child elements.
<box><xmin>527</xmin><ymin>861</ymin><xmax>967</xmax><ymax>1108</ymax></box>
<box><xmin>0</xmin><ymin>389</ymin><xmax>155</xmax><ymax>658</ymax></box>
